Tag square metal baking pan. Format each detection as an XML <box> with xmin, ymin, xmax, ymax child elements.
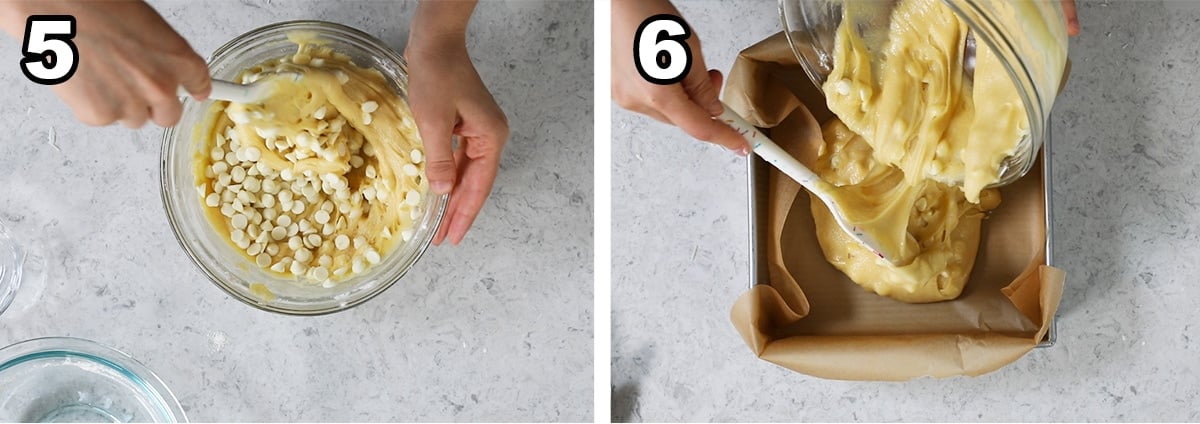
<box><xmin>746</xmin><ymin>124</ymin><xmax>1057</xmax><ymax>348</ymax></box>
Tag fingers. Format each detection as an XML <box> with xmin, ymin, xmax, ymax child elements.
<box><xmin>1061</xmin><ymin>0</ymin><xmax>1079</xmax><ymax>36</ymax></box>
<box><xmin>433</xmin><ymin>139</ymin><xmax>501</xmax><ymax>246</ymax></box>
<box><xmin>655</xmin><ymin>89</ymin><xmax>749</xmax><ymax>155</ymax></box>
<box><xmin>118</xmin><ymin>105</ymin><xmax>149</xmax><ymax>129</ymax></box>
<box><xmin>129</xmin><ymin>56</ymin><xmax>188</xmax><ymax>128</ymax></box>
<box><xmin>176</xmin><ymin>50</ymin><xmax>213</xmax><ymax>101</ymax></box>
<box><xmin>680</xmin><ymin>64</ymin><xmax>723</xmax><ymax>116</ymax></box>
<box><xmin>412</xmin><ymin>110</ymin><xmax>460</xmax><ymax>195</ymax></box>
<box><xmin>149</xmin><ymin>95</ymin><xmax>184</xmax><ymax>127</ymax></box>
<box><xmin>432</xmin><ymin>146</ymin><xmax>469</xmax><ymax>245</ymax></box>
<box><xmin>432</xmin><ymin>98</ymin><xmax>507</xmax><ymax>245</ymax></box>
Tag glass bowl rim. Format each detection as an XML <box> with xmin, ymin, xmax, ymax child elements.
<box><xmin>0</xmin><ymin>336</ymin><xmax>188</xmax><ymax>423</ymax></box>
<box><xmin>159</xmin><ymin>19</ymin><xmax>447</xmax><ymax>316</ymax></box>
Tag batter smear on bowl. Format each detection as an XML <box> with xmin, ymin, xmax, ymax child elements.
<box><xmin>193</xmin><ymin>33</ymin><xmax>427</xmax><ymax>288</ymax></box>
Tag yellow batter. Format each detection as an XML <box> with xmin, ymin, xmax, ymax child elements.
<box><xmin>811</xmin><ymin>119</ymin><xmax>999</xmax><ymax>303</ymax></box>
<box><xmin>810</xmin><ymin>0</ymin><xmax>1023</xmax><ymax>302</ymax></box>
<box><xmin>193</xmin><ymin>33</ymin><xmax>427</xmax><ymax>286</ymax></box>
<box><xmin>823</xmin><ymin>0</ymin><xmax>1028</xmax><ymax>204</ymax></box>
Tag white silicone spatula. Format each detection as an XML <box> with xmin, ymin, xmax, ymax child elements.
<box><xmin>718</xmin><ymin>101</ymin><xmax>898</xmax><ymax>263</ymax></box>
<box><xmin>176</xmin><ymin>73</ymin><xmax>301</xmax><ymax>104</ymax></box>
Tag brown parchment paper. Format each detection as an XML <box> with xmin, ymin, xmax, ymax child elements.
<box><xmin>726</xmin><ymin>33</ymin><xmax>1067</xmax><ymax>381</ymax></box>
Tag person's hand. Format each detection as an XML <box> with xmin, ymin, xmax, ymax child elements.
<box><xmin>1062</xmin><ymin>0</ymin><xmax>1080</xmax><ymax>36</ymax></box>
<box><xmin>0</xmin><ymin>0</ymin><xmax>211</xmax><ymax>128</ymax></box>
<box><xmin>611</xmin><ymin>0</ymin><xmax>748</xmax><ymax>155</ymax></box>
<box><xmin>407</xmin><ymin>0</ymin><xmax>508</xmax><ymax>246</ymax></box>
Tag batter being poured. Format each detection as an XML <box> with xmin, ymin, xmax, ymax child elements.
<box><xmin>809</xmin><ymin>0</ymin><xmax>1028</xmax><ymax>302</ymax></box>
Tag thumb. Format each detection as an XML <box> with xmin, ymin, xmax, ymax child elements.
<box><xmin>177</xmin><ymin>48</ymin><xmax>212</xmax><ymax>101</ymax></box>
<box><xmin>414</xmin><ymin>114</ymin><xmax>459</xmax><ymax>195</ymax></box>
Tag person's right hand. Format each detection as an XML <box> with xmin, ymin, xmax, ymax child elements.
<box><xmin>0</xmin><ymin>0</ymin><xmax>211</xmax><ymax>128</ymax></box>
<box><xmin>611</xmin><ymin>0</ymin><xmax>748</xmax><ymax>155</ymax></box>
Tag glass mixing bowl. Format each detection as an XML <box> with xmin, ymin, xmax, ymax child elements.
<box><xmin>779</xmin><ymin>0</ymin><xmax>1069</xmax><ymax>188</ymax></box>
<box><xmin>161</xmin><ymin>21</ymin><xmax>446</xmax><ymax>316</ymax></box>
<box><xmin>0</xmin><ymin>337</ymin><xmax>187</xmax><ymax>423</ymax></box>
<box><xmin>0</xmin><ymin>220</ymin><xmax>23</xmax><ymax>316</ymax></box>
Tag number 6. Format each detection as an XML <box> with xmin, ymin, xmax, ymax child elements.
<box><xmin>633</xmin><ymin>15</ymin><xmax>693</xmax><ymax>85</ymax></box>
<box><xmin>21</xmin><ymin>15</ymin><xmax>79</xmax><ymax>85</ymax></box>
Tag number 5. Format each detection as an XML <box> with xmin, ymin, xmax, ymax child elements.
<box><xmin>21</xmin><ymin>15</ymin><xmax>79</xmax><ymax>85</ymax></box>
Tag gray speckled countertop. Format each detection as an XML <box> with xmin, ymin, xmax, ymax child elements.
<box><xmin>613</xmin><ymin>0</ymin><xmax>1200</xmax><ymax>421</ymax></box>
<box><xmin>0</xmin><ymin>0</ymin><xmax>592</xmax><ymax>421</ymax></box>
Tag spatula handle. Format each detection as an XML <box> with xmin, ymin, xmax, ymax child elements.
<box><xmin>717</xmin><ymin>103</ymin><xmax>823</xmax><ymax>190</ymax></box>
<box><xmin>177</xmin><ymin>79</ymin><xmax>257</xmax><ymax>104</ymax></box>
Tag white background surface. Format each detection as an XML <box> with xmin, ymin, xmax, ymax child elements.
<box><xmin>612</xmin><ymin>0</ymin><xmax>1200</xmax><ymax>421</ymax></box>
<box><xmin>0</xmin><ymin>0</ymin><xmax>593</xmax><ymax>421</ymax></box>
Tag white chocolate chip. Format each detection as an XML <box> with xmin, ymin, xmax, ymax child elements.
<box><xmin>314</xmin><ymin>209</ymin><xmax>330</xmax><ymax>224</ymax></box>
<box><xmin>404</xmin><ymin>190</ymin><xmax>421</xmax><ymax>206</ymax></box>
<box><xmin>270</xmin><ymin>226</ymin><xmax>287</xmax><ymax>241</ymax></box>
<box><xmin>231</xmin><ymin>214</ymin><xmax>248</xmax><ymax>230</ymax></box>
<box><xmin>294</xmin><ymin>248</ymin><xmax>312</xmax><ymax>263</ymax></box>
<box><xmin>289</xmin><ymin>260</ymin><xmax>307</xmax><ymax>276</ymax></box>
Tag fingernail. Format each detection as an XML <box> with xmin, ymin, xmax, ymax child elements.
<box><xmin>432</xmin><ymin>181</ymin><xmax>452</xmax><ymax>194</ymax></box>
<box><xmin>737</xmin><ymin>147</ymin><xmax>750</xmax><ymax>157</ymax></box>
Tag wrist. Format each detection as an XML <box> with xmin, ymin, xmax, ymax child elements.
<box><xmin>409</xmin><ymin>0</ymin><xmax>474</xmax><ymax>44</ymax></box>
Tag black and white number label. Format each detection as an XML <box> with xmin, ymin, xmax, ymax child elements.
<box><xmin>633</xmin><ymin>15</ymin><xmax>693</xmax><ymax>85</ymax></box>
<box><xmin>20</xmin><ymin>15</ymin><xmax>79</xmax><ymax>85</ymax></box>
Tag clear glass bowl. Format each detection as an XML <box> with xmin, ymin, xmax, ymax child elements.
<box><xmin>0</xmin><ymin>220</ymin><xmax>23</xmax><ymax>316</ymax></box>
<box><xmin>779</xmin><ymin>0</ymin><xmax>1069</xmax><ymax>188</ymax></box>
<box><xmin>0</xmin><ymin>337</ymin><xmax>187</xmax><ymax>423</ymax></box>
<box><xmin>160</xmin><ymin>21</ymin><xmax>446</xmax><ymax>316</ymax></box>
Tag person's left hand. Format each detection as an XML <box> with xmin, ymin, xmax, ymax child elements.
<box><xmin>1062</xmin><ymin>0</ymin><xmax>1080</xmax><ymax>36</ymax></box>
<box><xmin>405</xmin><ymin>35</ymin><xmax>509</xmax><ymax>246</ymax></box>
